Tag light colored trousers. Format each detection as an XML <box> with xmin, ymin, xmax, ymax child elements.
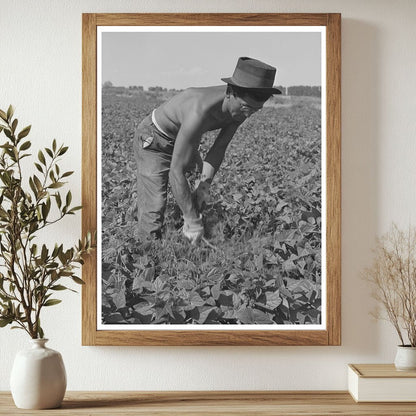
<box><xmin>133</xmin><ymin>114</ymin><xmax>175</xmax><ymax>239</ymax></box>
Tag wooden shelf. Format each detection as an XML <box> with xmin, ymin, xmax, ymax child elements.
<box><xmin>2</xmin><ymin>391</ymin><xmax>416</xmax><ymax>415</ymax></box>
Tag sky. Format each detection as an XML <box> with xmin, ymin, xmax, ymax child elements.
<box><xmin>101</xmin><ymin>28</ymin><xmax>323</xmax><ymax>89</ymax></box>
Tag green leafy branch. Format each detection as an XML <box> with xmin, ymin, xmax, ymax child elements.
<box><xmin>0</xmin><ymin>105</ymin><xmax>95</xmax><ymax>338</ymax></box>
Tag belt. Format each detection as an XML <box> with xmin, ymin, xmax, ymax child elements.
<box><xmin>151</xmin><ymin>110</ymin><xmax>175</xmax><ymax>141</ymax></box>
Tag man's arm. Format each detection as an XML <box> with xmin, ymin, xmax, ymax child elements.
<box><xmin>169</xmin><ymin>118</ymin><xmax>204</xmax><ymax>219</ymax></box>
<box><xmin>203</xmin><ymin>123</ymin><xmax>239</xmax><ymax>181</ymax></box>
<box><xmin>192</xmin><ymin>124</ymin><xmax>239</xmax><ymax>212</ymax></box>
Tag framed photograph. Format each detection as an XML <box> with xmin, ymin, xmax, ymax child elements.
<box><xmin>82</xmin><ymin>13</ymin><xmax>341</xmax><ymax>346</ymax></box>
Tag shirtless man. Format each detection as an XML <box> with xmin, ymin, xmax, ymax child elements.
<box><xmin>133</xmin><ymin>57</ymin><xmax>281</xmax><ymax>243</ymax></box>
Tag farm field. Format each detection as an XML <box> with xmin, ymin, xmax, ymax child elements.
<box><xmin>101</xmin><ymin>89</ymin><xmax>322</xmax><ymax>326</ymax></box>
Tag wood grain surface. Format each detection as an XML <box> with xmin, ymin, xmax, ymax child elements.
<box><xmin>82</xmin><ymin>12</ymin><xmax>98</xmax><ymax>347</ymax></box>
<box><xmin>82</xmin><ymin>13</ymin><xmax>341</xmax><ymax>346</ymax></box>
<box><xmin>326</xmin><ymin>12</ymin><xmax>342</xmax><ymax>346</ymax></box>
<box><xmin>94</xmin><ymin>13</ymin><xmax>330</xmax><ymax>27</ymax></box>
<box><xmin>2</xmin><ymin>391</ymin><xmax>416</xmax><ymax>416</ymax></box>
<box><xmin>350</xmin><ymin>364</ymin><xmax>416</xmax><ymax>378</ymax></box>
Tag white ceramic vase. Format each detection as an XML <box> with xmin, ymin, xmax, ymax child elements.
<box><xmin>394</xmin><ymin>345</ymin><xmax>416</xmax><ymax>371</ymax></box>
<box><xmin>10</xmin><ymin>339</ymin><xmax>67</xmax><ymax>409</ymax></box>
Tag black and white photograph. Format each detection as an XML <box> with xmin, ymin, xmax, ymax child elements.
<box><xmin>97</xmin><ymin>26</ymin><xmax>326</xmax><ymax>330</ymax></box>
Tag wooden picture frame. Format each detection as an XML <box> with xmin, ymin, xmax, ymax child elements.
<box><xmin>82</xmin><ymin>13</ymin><xmax>341</xmax><ymax>346</ymax></box>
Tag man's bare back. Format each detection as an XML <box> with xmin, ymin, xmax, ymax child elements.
<box><xmin>154</xmin><ymin>85</ymin><xmax>240</xmax><ymax>143</ymax></box>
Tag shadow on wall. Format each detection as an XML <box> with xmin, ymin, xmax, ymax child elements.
<box><xmin>341</xmin><ymin>19</ymin><xmax>381</xmax><ymax>355</ymax></box>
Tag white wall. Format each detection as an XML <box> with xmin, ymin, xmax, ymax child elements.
<box><xmin>1</xmin><ymin>0</ymin><xmax>416</xmax><ymax>391</ymax></box>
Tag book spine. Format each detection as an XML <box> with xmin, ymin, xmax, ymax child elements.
<box><xmin>347</xmin><ymin>366</ymin><xmax>359</xmax><ymax>402</ymax></box>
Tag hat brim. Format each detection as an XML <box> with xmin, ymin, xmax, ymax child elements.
<box><xmin>221</xmin><ymin>77</ymin><xmax>282</xmax><ymax>95</ymax></box>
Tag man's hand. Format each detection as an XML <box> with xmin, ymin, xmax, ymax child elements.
<box><xmin>193</xmin><ymin>180</ymin><xmax>211</xmax><ymax>212</ymax></box>
<box><xmin>182</xmin><ymin>215</ymin><xmax>204</xmax><ymax>244</ymax></box>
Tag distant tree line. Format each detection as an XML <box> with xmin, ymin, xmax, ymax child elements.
<box><xmin>286</xmin><ymin>85</ymin><xmax>321</xmax><ymax>97</ymax></box>
<box><xmin>128</xmin><ymin>85</ymin><xmax>144</xmax><ymax>91</ymax></box>
<box><xmin>102</xmin><ymin>82</ymin><xmax>321</xmax><ymax>97</ymax></box>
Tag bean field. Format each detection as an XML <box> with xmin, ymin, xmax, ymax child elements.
<box><xmin>101</xmin><ymin>89</ymin><xmax>322</xmax><ymax>326</ymax></box>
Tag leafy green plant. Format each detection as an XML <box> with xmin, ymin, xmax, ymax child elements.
<box><xmin>100</xmin><ymin>90</ymin><xmax>322</xmax><ymax>326</ymax></box>
<box><xmin>0</xmin><ymin>105</ymin><xmax>94</xmax><ymax>338</ymax></box>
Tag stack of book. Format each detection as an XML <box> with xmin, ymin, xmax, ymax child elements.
<box><xmin>348</xmin><ymin>364</ymin><xmax>416</xmax><ymax>402</ymax></box>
